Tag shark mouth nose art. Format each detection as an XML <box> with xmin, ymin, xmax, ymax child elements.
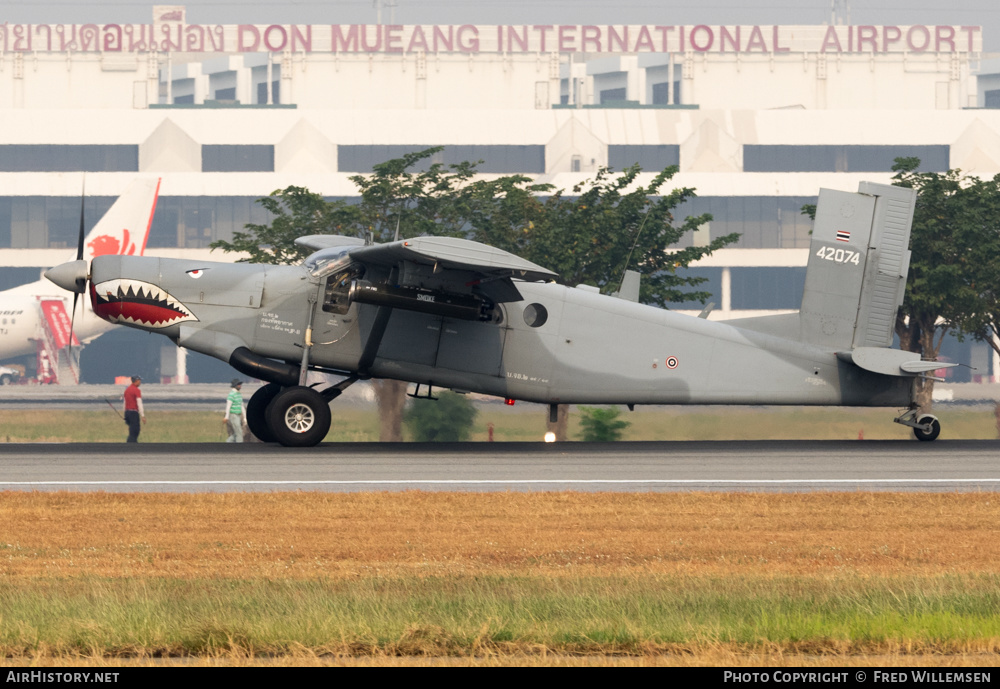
<box><xmin>91</xmin><ymin>278</ymin><xmax>198</xmax><ymax>328</ymax></box>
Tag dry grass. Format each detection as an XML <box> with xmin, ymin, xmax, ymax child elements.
<box><xmin>1</xmin><ymin>491</ymin><xmax>998</xmax><ymax>579</ymax></box>
<box><xmin>3</xmin><ymin>492</ymin><xmax>1000</xmax><ymax>664</ymax></box>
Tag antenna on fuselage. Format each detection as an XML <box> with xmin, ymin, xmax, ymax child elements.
<box><xmin>393</xmin><ymin>216</ymin><xmax>401</xmax><ymax>243</ymax></box>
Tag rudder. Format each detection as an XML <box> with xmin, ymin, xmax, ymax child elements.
<box><xmin>798</xmin><ymin>182</ymin><xmax>916</xmax><ymax>349</ymax></box>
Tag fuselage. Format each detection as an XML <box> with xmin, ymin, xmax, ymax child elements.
<box><xmin>90</xmin><ymin>254</ymin><xmax>914</xmax><ymax>408</ymax></box>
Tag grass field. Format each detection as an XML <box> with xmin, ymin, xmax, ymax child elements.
<box><xmin>1</xmin><ymin>407</ymin><xmax>998</xmax><ymax>665</ymax></box>
<box><xmin>1</xmin><ymin>492</ymin><xmax>1000</xmax><ymax>665</ymax></box>
<box><xmin>0</xmin><ymin>405</ymin><xmax>998</xmax><ymax>443</ymax></box>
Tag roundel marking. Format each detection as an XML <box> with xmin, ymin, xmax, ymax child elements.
<box><xmin>665</xmin><ymin>356</ymin><xmax>679</xmax><ymax>370</ymax></box>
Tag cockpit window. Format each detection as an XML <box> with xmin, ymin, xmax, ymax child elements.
<box><xmin>304</xmin><ymin>247</ymin><xmax>354</xmax><ymax>278</ymax></box>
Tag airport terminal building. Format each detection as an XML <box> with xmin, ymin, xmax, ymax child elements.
<box><xmin>0</xmin><ymin>6</ymin><xmax>997</xmax><ymax>383</ymax></box>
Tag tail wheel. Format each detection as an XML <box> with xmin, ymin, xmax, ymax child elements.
<box><xmin>913</xmin><ymin>415</ymin><xmax>941</xmax><ymax>442</ymax></box>
<box><xmin>246</xmin><ymin>382</ymin><xmax>282</xmax><ymax>443</ymax></box>
<box><xmin>267</xmin><ymin>386</ymin><xmax>332</xmax><ymax>447</ymax></box>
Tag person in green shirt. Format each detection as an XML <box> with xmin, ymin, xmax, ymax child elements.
<box><xmin>223</xmin><ymin>379</ymin><xmax>247</xmax><ymax>443</ymax></box>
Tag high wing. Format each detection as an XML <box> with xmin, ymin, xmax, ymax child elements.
<box><xmin>298</xmin><ymin>235</ymin><xmax>559</xmax><ymax>303</ymax></box>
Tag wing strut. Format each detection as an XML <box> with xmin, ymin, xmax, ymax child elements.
<box><xmin>356</xmin><ymin>267</ymin><xmax>398</xmax><ymax>376</ymax></box>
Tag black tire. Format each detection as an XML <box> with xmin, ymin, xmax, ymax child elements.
<box><xmin>246</xmin><ymin>383</ymin><xmax>282</xmax><ymax>443</ymax></box>
<box><xmin>0</xmin><ymin>374</ymin><xmax>11</xmax><ymax>386</ymax></box>
<box><xmin>266</xmin><ymin>386</ymin><xmax>332</xmax><ymax>448</ymax></box>
<box><xmin>913</xmin><ymin>415</ymin><xmax>941</xmax><ymax>442</ymax></box>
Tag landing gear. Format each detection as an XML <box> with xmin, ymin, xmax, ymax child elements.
<box><xmin>267</xmin><ymin>386</ymin><xmax>332</xmax><ymax>447</ymax></box>
<box><xmin>246</xmin><ymin>382</ymin><xmax>281</xmax><ymax>443</ymax></box>
<box><xmin>894</xmin><ymin>408</ymin><xmax>941</xmax><ymax>442</ymax></box>
<box><xmin>912</xmin><ymin>415</ymin><xmax>941</xmax><ymax>442</ymax></box>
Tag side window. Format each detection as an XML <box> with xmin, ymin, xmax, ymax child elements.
<box><xmin>322</xmin><ymin>264</ymin><xmax>365</xmax><ymax>314</ymax></box>
<box><xmin>523</xmin><ymin>303</ymin><xmax>548</xmax><ymax>328</ymax></box>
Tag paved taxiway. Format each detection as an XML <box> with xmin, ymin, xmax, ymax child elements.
<box><xmin>0</xmin><ymin>440</ymin><xmax>997</xmax><ymax>492</ymax></box>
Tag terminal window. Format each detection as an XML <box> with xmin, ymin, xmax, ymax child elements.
<box><xmin>671</xmin><ymin>196</ymin><xmax>817</xmax><ymax>249</ymax></box>
<box><xmin>731</xmin><ymin>267</ymin><xmax>808</xmax><ymax>310</ymax></box>
<box><xmin>201</xmin><ymin>145</ymin><xmax>275</xmax><ymax>172</ymax></box>
<box><xmin>0</xmin><ymin>145</ymin><xmax>138</xmax><ymax>172</ymax></box>
<box><xmin>256</xmin><ymin>81</ymin><xmax>280</xmax><ymax>105</ymax></box>
<box><xmin>651</xmin><ymin>81</ymin><xmax>682</xmax><ymax>105</ymax></box>
<box><xmin>599</xmin><ymin>87</ymin><xmax>627</xmax><ymax>104</ymax></box>
<box><xmin>743</xmin><ymin>145</ymin><xmax>949</xmax><ymax>173</ymax></box>
<box><xmin>337</xmin><ymin>145</ymin><xmax>545</xmax><ymax>174</ymax></box>
<box><xmin>213</xmin><ymin>87</ymin><xmax>237</xmax><ymax>102</ymax></box>
<box><xmin>608</xmin><ymin>145</ymin><xmax>680</xmax><ymax>172</ymax></box>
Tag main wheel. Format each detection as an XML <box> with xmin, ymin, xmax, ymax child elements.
<box><xmin>267</xmin><ymin>386</ymin><xmax>332</xmax><ymax>447</ymax></box>
<box><xmin>913</xmin><ymin>415</ymin><xmax>941</xmax><ymax>442</ymax></box>
<box><xmin>246</xmin><ymin>382</ymin><xmax>282</xmax><ymax>443</ymax></box>
<box><xmin>0</xmin><ymin>374</ymin><xmax>12</xmax><ymax>386</ymax></box>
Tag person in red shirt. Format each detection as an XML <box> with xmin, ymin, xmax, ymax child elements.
<box><xmin>122</xmin><ymin>376</ymin><xmax>146</xmax><ymax>443</ymax></box>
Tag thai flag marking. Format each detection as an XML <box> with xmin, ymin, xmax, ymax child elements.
<box><xmin>835</xmin><ymin>230</ymin><xmax>851</xmax><ymax>243</ymax></box>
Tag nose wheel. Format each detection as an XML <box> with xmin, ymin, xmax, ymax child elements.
<box><xmin>894</xmin><ymin>408</ymin><xmax>941</xmax><ymax>442</ymax></box>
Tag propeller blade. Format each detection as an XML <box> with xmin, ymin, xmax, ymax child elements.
<box><xmin>68</xmin><ymin>178</ymin><xmax>86</xmax><ymax>361</ymax></box>
<box><xmin>76</xmin><ymin>177</ymin><xmax>86</xmax><ymax>262</ymax></box>
<box><xmin>69</xmin><ymin>290</ymin><xmax>80</xmax><ymax>349</ymax></box>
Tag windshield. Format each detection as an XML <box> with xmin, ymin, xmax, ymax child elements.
<box><xmin>303</xmin><ymin>247</ymin><xmax>353</xmax><ymax>278</ymax></box>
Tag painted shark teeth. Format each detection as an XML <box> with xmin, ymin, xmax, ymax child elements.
<box><xmin>91</xmin><ymin>278</ymin><xmax>198</xmax><ymax>329</ymax></box>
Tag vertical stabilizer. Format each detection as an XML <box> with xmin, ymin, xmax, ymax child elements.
<box><xmin>798</xmin><ymin>182</ymin><xmax>916</xmax><ymax>349</ymax></box>
<box><xmin>82</xmin><ymin>177</ymin><xmax>161</xmax><ymax>260</ymax></box>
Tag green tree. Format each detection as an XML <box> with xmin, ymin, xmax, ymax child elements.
<box><xmin>577</xmin><ymin>406</ymin><xmax>630</xmax><ymax>442</ymax></box>
<box><xmin>210</xmin><ymin>186</ymin><xmax>358</xmax><ymax>264</ymax></box>
<box><xmin>471</xmin><ymin>164</ymin><xmax>738</xmax><ymax>306</ymax></box>
<box><xmin>891</xmin><ymin>158</ymin><xmax>1000</xmax><ymax>412</ymax></box>
<box><xmin>404</xmin><ymin>391</ymin><xmax>478</xmax><ymax>442</ymax></box>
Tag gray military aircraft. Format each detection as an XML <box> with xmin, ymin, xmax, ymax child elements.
<box><xmin>45</xmin><ymin>180</ymin><xmax>953</xmax><ymax>446</ymax></box>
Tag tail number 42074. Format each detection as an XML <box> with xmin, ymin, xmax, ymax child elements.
<box><xmin>816</xmin><ymin>246</ymin><xmax>861</xmax><ymax>265</ymax></box>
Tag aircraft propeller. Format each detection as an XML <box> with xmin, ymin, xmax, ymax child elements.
<box><xmin>43</xmin><ymin>180</ymin><xmax>88</xmax><ymax>361</ymax></box>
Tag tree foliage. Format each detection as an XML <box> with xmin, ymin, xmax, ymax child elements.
<box><xmin>577</xmin><ymin>406</ymin><xmax>630</xmax><ymax>442</ymax></box>
<box><xmin>404</xmin><ymin>391</ymin><xmax>478</xmax><ymax>442</ymax></box>
<box><xmin>210</xmin><ymin>186</ymin><xmax>357</xmax><ymax>265</ymax></box>
<box><xmin>470</xmin><ymin>164</ymin><xmax>739</xmax><ymax>305</ymax></box>
<box><xmin>891</xmin><ymin>158</ymin><xmax>1000</xmax><ymax>410</ymax></box>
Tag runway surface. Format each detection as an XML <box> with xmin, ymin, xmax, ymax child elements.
<box><xmin>0</xmin><ymin>440</ymin><xmax>998</xmax><ymax>492</ymax></box>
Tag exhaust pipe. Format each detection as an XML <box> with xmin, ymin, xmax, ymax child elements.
<box><xmin>229</xmin><ymin>347</ymin><xmax>300</xmax><ymax>387</ymax></box>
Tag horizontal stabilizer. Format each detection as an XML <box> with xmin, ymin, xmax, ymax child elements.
<box><xmin>899</xmin><ymin>360</ymin><xmax>960</xmax><ymax>374</ymax></box>
<box><xmin>838</xmin><ymin>347</ymin><xmax>959</xmax><ymax>377</ymax></box>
